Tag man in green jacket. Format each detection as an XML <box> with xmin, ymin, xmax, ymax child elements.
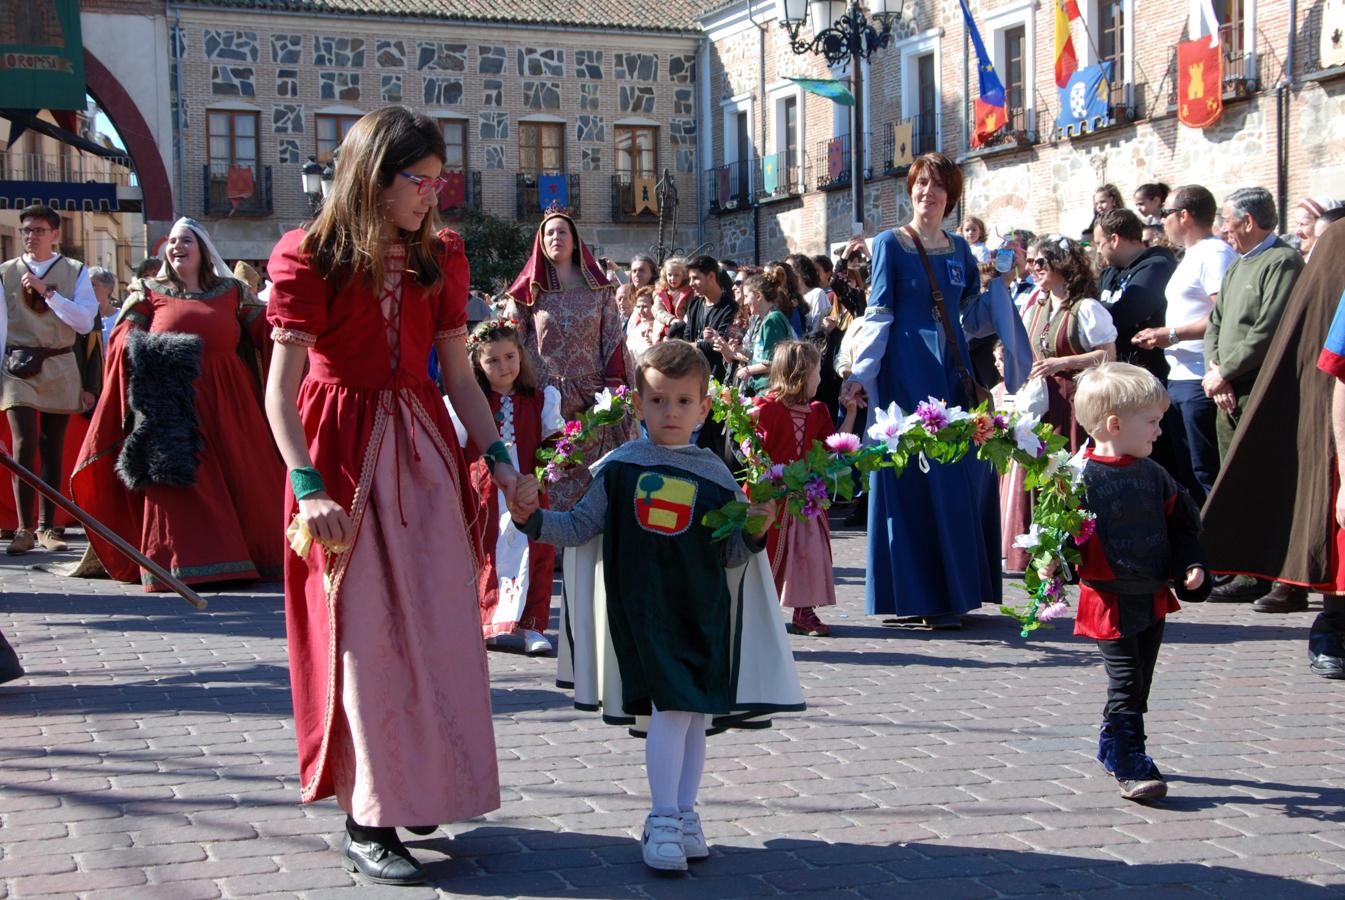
<box><xmin>1203</xmin><ymin>187</ymin><xmax>1304</xmax><ymax>459</ymax></box>
<box><xmin>1203</xmin><ymin>186</ymin><xmax>1304</xmax><ymax>604</ymax></box>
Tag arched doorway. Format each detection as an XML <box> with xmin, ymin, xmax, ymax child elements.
<box><xmin>82</xmin><ymin>49</ymin><xmax>174</xmax><ymax>226</ymax></box>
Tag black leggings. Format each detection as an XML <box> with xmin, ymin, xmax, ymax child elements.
<box><xmin>1097</xmin><ymin>619</ymin><xmax>1165</xmax><ymax>718</ymax></box>
<box><xmin>7</xmin><ymin>407</ymin><xmax>69</xmax><ymax>531</ymax></box>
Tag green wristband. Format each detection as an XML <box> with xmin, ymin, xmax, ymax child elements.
<box><xmin>484</xmin><ymin>440</ymin><xmax>511</xmax><ymax>470</ymax></box>
<box><xmin>290</xmin><ymin>466</ymin><xmax>326</xmax><ymax>500</ymax></box>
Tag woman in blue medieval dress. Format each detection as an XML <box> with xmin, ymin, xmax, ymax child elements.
<box><xmin>840</xmin><ymin>152</ymin><xmax>1006</xmax><ymax>630</ymax></box>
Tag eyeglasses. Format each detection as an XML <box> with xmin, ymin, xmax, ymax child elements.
<box><xmin>19</xmin><ymin>227</ymin><xmax>53</xmax><ymax>236</ymax></box>
<box><xmin>397</xmin><ymin>171</ymin><xmax>450</xmax><ymax>196</ymax></box>
<box><xmin>1159</xmin><ymin>207</ymin><xmax>1185</xmax><ymax>218</ymax></box>
<box><xmin>1027</xmin><ymin>257</ymin><xmax>1050</xmax><ymax>269</ymax></box>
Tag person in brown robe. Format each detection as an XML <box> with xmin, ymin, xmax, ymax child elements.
<box><xmin>1200</xmin><ymin>221</ymin><xmax>1345</xmax><ymax>676</ymax></box>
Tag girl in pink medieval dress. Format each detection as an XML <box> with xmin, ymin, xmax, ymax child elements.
<box><xmin>264</xmin><ymin>107</ymin><xmax>519</xmax><ymax>887</ymax></box>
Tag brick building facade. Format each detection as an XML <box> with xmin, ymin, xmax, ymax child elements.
<box><xmin>168</xmin><ymin>0</ymin><xmax>707</xmax><ymax>266</ymax></box>
<box><xmin>700</xmin><ymin>0</ymin><xmax>1345</xmax><ymax>263</ymax></box>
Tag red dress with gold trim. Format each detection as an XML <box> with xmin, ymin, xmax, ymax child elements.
<box><xmin>266</xmin><ymin>228</ymin><xmax>499</xmax><ymax>826</ymax></box>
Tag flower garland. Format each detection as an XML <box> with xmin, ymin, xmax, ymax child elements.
<box><xmin>533</xmin><ymin>385</ymin><xmax>636</xmax><ymax>485</ymax></box>
<box><xmin>535</xmin><ymin>381</ymin><xmax>1093</xmax><ymax>637</ymax></box>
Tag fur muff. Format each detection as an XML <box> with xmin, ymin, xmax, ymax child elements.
<box><xmin>115</xmin><ymin>330</ymin><xmax>204</xmax><ymax>490</ymax></box>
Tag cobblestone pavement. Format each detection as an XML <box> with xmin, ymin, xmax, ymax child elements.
<box><xmin>2</xmin><ymin>522</ymin><xmax>1344</xmax><ymax>899</ymax></box>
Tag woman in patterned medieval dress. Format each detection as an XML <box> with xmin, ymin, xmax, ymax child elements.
<box><xmin>504</xmin><ymin>208</ymin><xmax>632</xmax><ymax>510</ymax></box>
<box><xmin>263</xmin><ymin>107</ymin><xmax>519</xmax><ymax>886</ymax></box>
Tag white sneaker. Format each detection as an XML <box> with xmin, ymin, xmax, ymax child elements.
<box><xmin>523</xmin><ymin>629</ymin><xmax>553</xmax><ymax>655</ymax></box>
<box><xmin>679</xmin><ymin>809</ymin><xmax>709</xmax><ymax>860</ymax></box>
<box><xmin>641</xmin><ymin>814</ymin><xmax>687</xmax><ymax>871</ymax></box>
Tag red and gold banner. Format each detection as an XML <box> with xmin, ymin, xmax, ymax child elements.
<box><xmin>1177</xmin><ymin>37</ymin><xmax>1223</xmax><ymax>129</ymax></box>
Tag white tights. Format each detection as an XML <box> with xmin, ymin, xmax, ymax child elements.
<box><xmin>645</xmin><ymin>706</ymin><xmax>707</xmax><ymax>817</ymax></box>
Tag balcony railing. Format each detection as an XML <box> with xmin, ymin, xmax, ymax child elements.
<box><xmin>814</xmin><ymin>133</ymin><xmax>871</xmax><ymax>191</ymax></box>
<box><xmin>515</xmin><ymin>172</ymin><xmax>581</xmax><ymax>219</ymax></box>
<box><xmin>1219</xmin><ymin>22</ymin><xmax>1259</xmax><ymax>93</ymax></box>
<box><xmin>0</xmin><ymin>152</ymin><xmax>134</xmax><ymax>185</ymax></box>
<box><xmin>968</xmin><ymin>89</ymin><xmax>1036</xmax><ymax>151</ymax></box>
<box><xmin>611</xmin><ymin>172</ymin><xmax>661</xmax><ymax>220</ymax></box>
<box><xmin>438</xmin><ymin>170</ymin><xmax>481</xmax><ymax>217</ymax></box>
<box><xmin>753</xmin><ymin>151</ymin><xmax>804</xmax><ymax>201</ymax></box>
<box><xmin>203</xmin><ymin>163</ymin><xmax>272</xmax><ymax>217</ymax></box>
<box><xmin>881</xmin><ymin>117</ymin><xmax>933</xmax><ymax>172</ymax></box>
<box><xmin>706</xmin><ymin>160</ymin><xmax>753</xmax><ymax>214</ymax></box>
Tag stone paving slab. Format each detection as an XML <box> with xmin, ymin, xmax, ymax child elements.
<box><xmin>2</xmin><ymin>521</ymin><xmax>1344</xmax><ymax>898</ymax></box>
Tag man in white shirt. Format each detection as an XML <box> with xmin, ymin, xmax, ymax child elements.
<box><xmin>1133</xmin><ymin>185</ymin><xmax>1237</xmax><ymax>504</ymax></box>
<box><xmin>0</xmin><ymin>204</ymin><xmax>99</xmax><ymax>555</ymax></box>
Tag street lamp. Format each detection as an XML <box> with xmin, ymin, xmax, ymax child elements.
<box><xmin>301</xmin><ymin>157</ymin><xmax>323</xmax><ymax>213</ymax></box>
<box><xmin>777</xmin><ymin>0</ymin><xmax>904</xmax><ymax>230</ymax></box>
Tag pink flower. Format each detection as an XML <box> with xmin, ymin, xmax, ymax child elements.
<box><xmin>970</xmin><ymin>413</ymin><xmax>995</xmax><ymax>445</ymax></box>
<box><xmin>1037</xmin><ymin>600</ymin><xmax>1069</xmax><ymax>622</ymax></box>
<box><xmin>543</xmin><ymin>462</ymin><xmax>563</xmax><ymax>483</ymax></box>
<box><xmin>554</xmin><ymin>438</ymin><xmax>574</xmax><ymax>456</ymax></box>
<box><xmin>825</xmin><ymin>432</ymin><xmax>861</xmax><ymax>453</ymax></box>
<box><xmin>802</xmin><ymin>477</ymin><xmax>829</xmax><ymax>518</ymax></box>
<box><xmin>564</xmin><ymin>421</ymin><xmax>584</xmax><ymax>437</ymax></box>
<box><xmin>614</xmin><ymin>385</ymin><xmax>630</xmax><ymax>399</ymax></box>
<box><xmin>767</xmin><ymin>464</ymin><xmax>786</xmax><ymax>482</ymax></box>
<box><xmin>914</xmin><ymin>400</ymin><xmax>949</xmax><ymax>434</ymax></box>
<box><xmin>1075</xmin><ymin>515</ymin><xmax>1097</xmax><ymax>544</ymax></box>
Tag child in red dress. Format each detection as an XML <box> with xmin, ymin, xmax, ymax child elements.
<box><xmin>753</xmin><ymin>340</ymin><xmax>857</xmax><ymax>636</ymax></box>
<box><xmin>450</xmin><ymin>318</ymin><xmax>563</xmax><ymax>654</ymax></box>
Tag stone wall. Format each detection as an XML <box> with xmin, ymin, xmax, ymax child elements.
<box><xmin>173</xmin><ymin>9</ymin><xmax>701</xmax><ymax>262</ymax></box>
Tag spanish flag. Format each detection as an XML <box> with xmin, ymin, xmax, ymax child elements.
<box><xmin>1054</xmin><ymin>0</ymin><xmax>1081</xmax><ymax>88</ymax></box>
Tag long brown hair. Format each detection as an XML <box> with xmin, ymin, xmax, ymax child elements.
<box><xmin>1028</xmin><ymin>235</ymin><xmax>1096</xmax><ymax>309</ymax></box>
<box><xmin>299</xmin><ymin>106</ymin><xmax>446</xmax><ymax>293</ymax></box>
<box><xmin>761</xmin><ymin>262</ymin><xmax>798</xmax><ymax>319</ymax></box>
<box><xmin>768</xmin><ymin>340</ymin><xmax>821</xmax><ymax>405</ymax></box>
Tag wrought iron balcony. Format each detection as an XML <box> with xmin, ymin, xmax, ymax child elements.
<box><xmin>515</xmin><ymin>172</ymin><xmax>580</xmax><ymax>220</ymax></box>
<box><xmin>706</xmin><ymin>159</ymin><xmax>754</xmax><ymax>214</ymax></box>
<box><xmin>203</xmin><ymin>163</ymin><xmax>272</xmax><ymax>217</ymax></box>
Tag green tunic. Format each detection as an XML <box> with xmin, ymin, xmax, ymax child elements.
<box><xmin>523</xmin><ymin>441</ymin><xmax>762</xmax><ymax>717</ymax></box>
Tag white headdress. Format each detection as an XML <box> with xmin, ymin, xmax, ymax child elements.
<box><xmin>158</xmin><ymin>217</ymin><xmax>234</xmax><ymax>284</ymax></box>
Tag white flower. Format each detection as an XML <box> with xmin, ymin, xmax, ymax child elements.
<box><xmin>592</xmin><ymin>387</ymin><xmax>615</xmax><ymax>411</ymax></box>
<box><xmin>1012</xmin><ymin>414</ymin><xmax>1045</xmax><ymax>458</ymax></box>
<box><xmin>1066</xmin><ymin>441</ymin><xmax>1089</xmax><ymax>487</ymax></box>
<box><xmin>1040</xmin><ymin>449</ymin><xmax>1070</xmax><ymax>481</ymax></box>
<box><xmin>867</xmin><ymin>401</ymin><xmax>910</xmax><ymax>451</ymax></box>
<box><xmin>1012</xmin><ymin>524</ymin><xmax>1043</xmax><ymax>551</ymax></box>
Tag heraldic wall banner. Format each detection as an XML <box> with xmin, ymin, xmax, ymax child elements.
<box><xmin>0</xmin><ymin>0</ymin><xmax>86</xmax><ymax>110</ymax></box>
<box><xmin>1177</xmin><ymin>36</ymin><xmax>1223</xmax><ymax>129</ymax></box>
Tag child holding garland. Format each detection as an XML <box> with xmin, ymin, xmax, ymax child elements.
<box><xmin>753</xmin><ymin>340</ymin><xmax>858</xmax><ymax>636</ymax></box>
<box><xmin>1061</xmin><ymin>362</ymin><xmax>1210</xmax><ymax>802</ymax></box>
<box><xmin>509</xmin><ymin>340</ymin><xmax>804</xmax><ymax>873</ymax></box>
<box><xmin>450</xmin><ymin>317</ymin><xmax>564</xmax><ymax>655</ymax></box>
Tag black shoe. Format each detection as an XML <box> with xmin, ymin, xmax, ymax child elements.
<box><xmin>403</xmin><ymin>825</ymin><xmax>437</xmax><ymax>836</ymax></box>
<box><xmin>1308</xmin><ymin>613</ymin><xmax>1345</xmax><ymax>680</ymax></box>
<box><xmin>341</xmin><ymin>831</ymin><xmax>426</xmax><ymax>886</ymax></box>
<box><xmin>1207</xmin><ymin>575</ymin><xmax>1267</xmax><ymax>603</ymax></box>
<box><xmin>1252</xmin><ymin>583</ymin><xmax>1309</xmax><ymax>614</ymax></box>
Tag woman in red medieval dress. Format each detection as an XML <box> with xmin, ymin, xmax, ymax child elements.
<box><xmin>70</xmin><ymin>217</ymin><xmax>283</xmax><ymax>590</ymax></box>
<box><xmin>264</xmin><ymin>107</ymin><xmax>519</xmax><ymax>886</ymax></box>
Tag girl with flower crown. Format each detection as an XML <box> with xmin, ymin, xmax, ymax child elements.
<box><xmin>752</xmin><ymin>341</ymin><xmax>858</xmax><ymax>637</ymax></box>
<box><xmin>505</xmin><ymin>209</ymin><xmax>632</xmax><ymax>510</ymax></box>
<box><xmin>448</xmin><ymin>318</ymin><xmax>564</xmax><ymax>655</ymax></box>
